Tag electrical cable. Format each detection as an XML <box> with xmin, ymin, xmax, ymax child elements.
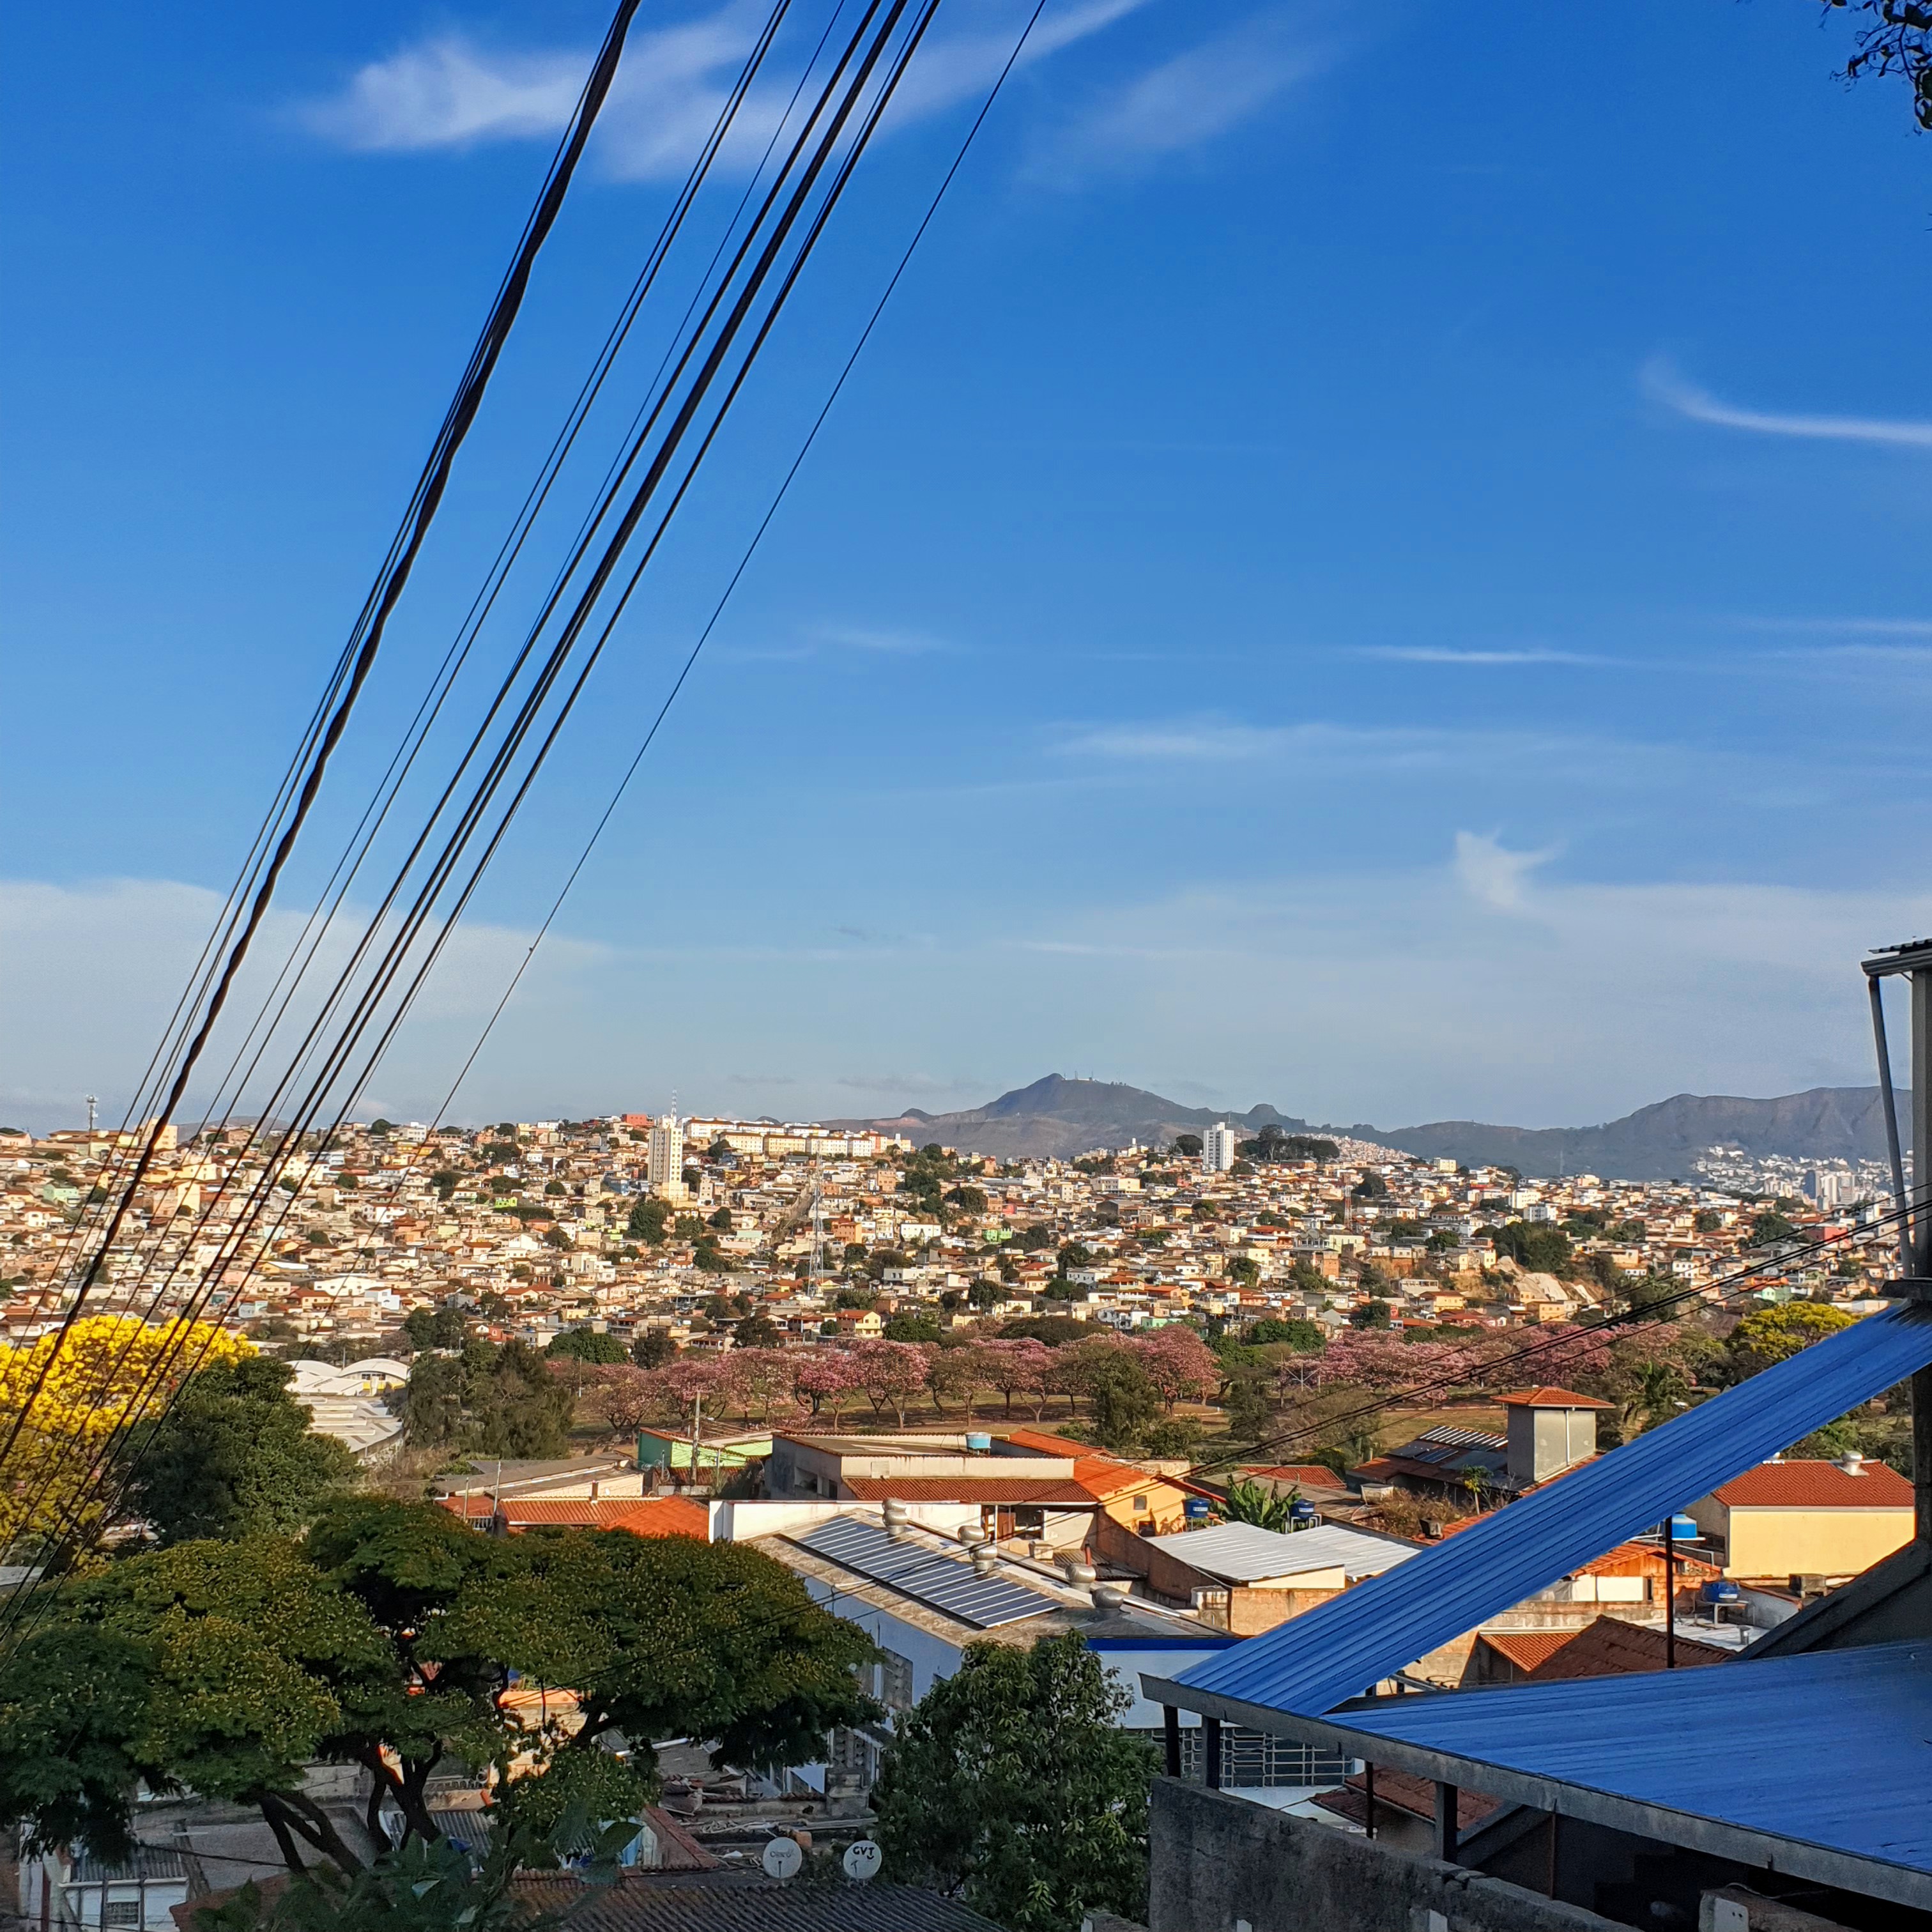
<box><xmin>0</xmin><ymin>0</ymin><xmax>647</xmax><ymax>1471</ymax></box>
<box><xmin>3</xmin><ymin>0</ymin><xmax>985</xmax><ymax>1638</ymax></box>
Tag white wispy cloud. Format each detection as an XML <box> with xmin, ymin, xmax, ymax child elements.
<box><xmin>294</xmin><ymin>0</ymin><xmax>1161</xmax><ymax>180</ymax></box>
<box><xmin>1643</xmin><ymin>358</ymin><xmax>1932</xmax><ymax>451</ymax></box>
<box><xmin>1050</xmin><ymin>716</ymin><xmax>1608</xmax><ymax>772</ymax></box>
<box><xmin>1452</xmin><ymin>831</ymin><xmax>1557</xmax><ymax>911</ymax></box>
<box><xmin>1723</xmin><ymin>615</ymin><xmax>1932</xmax><ymax>636</ymax></box>
<box><xmin>1357</xmin><ymin>645</ymin><xmax>1609</xmax><ymax>666</ymax></box>
<box><xmin>811</xmin><ymin>622</ymin><xmax>949</xmax><ymax>654</ymax></box>
<box><xmin>1027</xmin><ymin>8</ymin><xmax>1333</xmax><ymax>183</ymax></box>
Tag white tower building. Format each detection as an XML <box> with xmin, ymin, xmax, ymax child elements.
<box><xmin>1202</xmin><ymin>1122</ymin><xmax>1238</xmax><ymax>1174</ymax></box>
<box><xmin>648</xmin><ymin>1112</ymin><xmax>686</xmax><ymax>1202</ymax></box>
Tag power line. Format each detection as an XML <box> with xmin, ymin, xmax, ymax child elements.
<box><xmin>3</xmin><ymin>0</ymin><xmax>1008</xmax><ymax>1641</ymax></box>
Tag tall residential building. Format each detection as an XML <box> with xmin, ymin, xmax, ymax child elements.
<box><xmin>648</xmin><ymin>1113</ymin><xmax>686</xmax><ymax>1202</ymax></box>
<box><xmin>1202</xmin><ymin>1122</ymin><xmax>1238</xmax><ymax>1174</ymax></box>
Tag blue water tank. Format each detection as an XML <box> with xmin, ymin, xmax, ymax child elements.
<box><xmin>1659</xmin><ymin>1514</ymin><xmax>1700</xmax><ymax>1542</ymax></box>
<box><xmin>1701</xmin><ymin>1579</ymin><xmax>1742</xmax><ymax>1606</ymax></box>
<box><xmin>965</xmin><ymin>1431</ymin><xmax>992</xmax><ymax>1452</ymax></box>
<box><xmin>1288</xmin><ymin>1501</ymin><xmax>1319</xmax><ymax>1528</ymax></box>
<box><xmin>1184</xmin><ymin>1497</ymin><xmax>1215</xmax><ymax>1521</ymax></box>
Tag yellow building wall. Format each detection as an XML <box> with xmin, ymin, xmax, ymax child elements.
<box><xmin>1721</xmin><ymin>1507</ymin><xmax>1912</xmax><ymax>1580</ymax></box>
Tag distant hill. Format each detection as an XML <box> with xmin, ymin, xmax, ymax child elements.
<box><xmin>831</xmin><ymin>1075</ymin><xmax>1910</xmax><ymax>1179</ymax></box>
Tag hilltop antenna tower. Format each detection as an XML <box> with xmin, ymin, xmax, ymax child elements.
<box><xmin>84</xmin><ymin>1096</ymin><xmax>96</xmax><ymax>1135</ymax></box>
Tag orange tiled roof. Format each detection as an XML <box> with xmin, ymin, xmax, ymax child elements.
<box><xmin>1710</xmin><ymin>1459</ymin><xmax>1913</xmax><ymax>1510</ymax></box>
<box><xmin>1495</xmin><ymin>1386</ymin><xmax>1612</xmax><ymax>1409</ymax></box>
<box><xmin>438</xmin><ymin>1494</ymin><xmax>709</xmax><ymax>1537</ymax></box>
<box><xmin>1528</xmin><ymin>1615</ymin><xmax>1730</xmax><ymax>1680</ymax></box>
<box><xmin>1241</xmin><ymin>1463</ymin><xmax>1351</xmax><ymax>1492</ymax></box>
<box><xmin>1476</xmin><ymin>1629</ymin><xmax>1577</xmax><ymax>1673</ymax></box>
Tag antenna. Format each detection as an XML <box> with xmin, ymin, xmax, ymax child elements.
<box><xmin>84</xmin><ymin>1095</ymin><xmax>97</xmax><ymax>1135</ymax></box>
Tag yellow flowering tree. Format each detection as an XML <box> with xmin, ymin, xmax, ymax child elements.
<box><xmin>0</xmin><ymin>1315</ymin><xmax>252</xmax><ymax>1556</ymax></box>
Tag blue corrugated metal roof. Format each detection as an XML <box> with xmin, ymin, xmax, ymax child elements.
<box><xmin>1172</xmin><ymin>1301</ymin><xmax>1932</xmax><ymax>1716</ymax></box>
<box><xmin>1327</xmin><ymin>1639</ymin><xmax>1932</xmax><ymax>1884</ymax></box>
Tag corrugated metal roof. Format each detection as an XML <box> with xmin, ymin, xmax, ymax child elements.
<box><xmin>1171</xmin><ymin>1301</ymin><xmax>1932</xmax><ymax>1716</ymax></box>
<box><xmin>1148</xmin><ymin>1521</ymin><xmax>1418</xmax><ymax>1584</ymax></box>
<box><xmin>1324</xmin><ymin>1639</ymin><xmax>1932</xmax><ymax>1887</ymax></box>
<box><xmin>509</xmin><ymin>1876</ymin><xmax>1004</xmax><ymax>1932</ymax></box>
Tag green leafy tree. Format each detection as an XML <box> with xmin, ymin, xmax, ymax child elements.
<box><xmin>1749</xmin><ymin>1210</ymin><xmax>1800</xmax><ymax>1248</ymax></box>
<box><xmin>1220</xmin><ymin>1372</ymin><xmax>1271</xmax><ymax>1444</ymax></box>
<box><xmin>733</xmin><ymin>1313</ymin><xmax>782</xmax><ymax>1349</ymax></box>
<box><xmin>127</xmin><ymin>1358</ymin><xmax>357</xmax><ymax>1546</ymax></box>
<box><xmin>873</xmin><ymin>1631</ymin><xmax>1153</xmax><ymax>1932</ymax></box>
<box><xmin>1081</xmin><ymin>1353</ymin><xmax>1161</xmax><ymax>1452</ymax></box>
<box><xmin>630</xmin><ymin>1331</ymin><xmax>677</xmax><ymax>1368</ymax></box>
<box><xmin>884</xmin><ymin>1314</ymin><xmax>943</xmax><ymax>1344</ymax></box>
<box><xmin>0</xmin><ymin>1503</ymin><xmax>875</xmax><ymax>1880</ymax></box>
<box><xmin>626</xmin><ymin>1197</ymin><xmax>670</xmax><ymax>1245</ymax></box>
<box><xmin>402</xmin><ymin>1340</ymin><xmax>572</xmax><ymax>1457</ymax></box>
<box><xmin>544</xmin><ymin>1330</ymin><xmax>627</xmax><ymax>1365</ymax></box>
<box><xmin>1245</xmin><ymin>1316</ymin><xmax>1324</xmax><ymax>1353</ymax></box>
<box><xmin>402</xmin><ymin>1305</ymin><xmax>470</xmax><ymax>1352</ymax></box>
<box><xmin>1494</xmin><ymin>1221</ymin><xmax>1573</xmax><ymax>1274</ymax></box>
<box><xmin>1348</xmin><ymin>1298</ymin><xmax>1392</xmax><ymax>1331</ymax></box>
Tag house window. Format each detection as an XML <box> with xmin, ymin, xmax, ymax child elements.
<box><xmin>1133</xmin><ymin>1495</ymin><xmax>1148</xmax><ymax>1512</ymax></box>
<box><xmin>1012</xmin><ymin>1507</ymin><xmax>1045</xmax><ymax>1538</ymax></box>
<box><xmin>880</xmin><ymin>1648</ymin><xmax>916</xmax><ymax>1711</ymax></box>
<box><xmin>103</xmin><ymin>1905</ymin><xmax>142</xmax><ymax>1928</ymax></box>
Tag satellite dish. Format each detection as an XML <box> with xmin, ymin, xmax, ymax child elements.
<box><xmin>762</xmin><ymin>1837</ymin><xmax>802</xmax><ymax>1881</ymax></box>
<box><xmin>842</xmin><ymin>1840</ymin><xmax>882</xmax><ymax>1883</ymax></box>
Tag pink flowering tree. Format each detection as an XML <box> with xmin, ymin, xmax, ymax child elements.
<box><xmin>795</xmin><ymin>1349</ymin><xmax>865</xmax><ymax>1423</ymax></box>
<box><xmin>1130</xmin><ymin>1326</ymin><xmax>1218</xmax><ymax>1410</ymax></box>
<box><xmin>850</xmin><ymin>1338</ymin><xmax>931</xmax><ymax>1427</ymax></box>
<box><xmin>977</xmin><ymin>1338</ymin><xmax>1054</xmax><ymax>1420</ymax></box>
<box><xmin>728</xmin><ymin>1347</ymin><xmax>801</xmax><ymax>1426</ymax></box>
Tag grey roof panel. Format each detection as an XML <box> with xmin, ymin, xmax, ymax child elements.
<box><xmin>516</xmin><ymin>1876</ymin><xmax>1005</xmax><ymax>1932</ymax></box>
<box><xmin>1172</xmin><ymin>1301</ymin><xmax>1932</xmax><ymax>1716</ymax></box>
<box><xmin>792</xmin><ymin>1516</ymin><xmax>1066</xmax><ymax>1629</ymax></box>
<box><xmin>1146</xmin><ymin>1521</ymin><xmax>1418</xmax><ymax>1584</ymax></box>
<box><xmin>1328</xmin><ymin>1638</ymin><xmax>1932</xmax><ymax>1884</ymax></box>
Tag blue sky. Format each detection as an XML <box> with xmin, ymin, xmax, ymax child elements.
<box><xmin>4</xmin><ymin>0</ymin><xmax>1929</xmax><ymax>1138</ymax></box>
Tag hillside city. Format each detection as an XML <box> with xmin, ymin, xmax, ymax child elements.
<box><xmin>1</xmin><ymin>1111</ymin><xmax>1903</xmax><ymax>1358</ymax></box>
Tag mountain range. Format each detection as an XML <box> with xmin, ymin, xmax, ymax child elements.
<box><xmin>829</xmin><ymin>1074</ymin><xmax>1911</xmax><ymax>1179</ymax></box>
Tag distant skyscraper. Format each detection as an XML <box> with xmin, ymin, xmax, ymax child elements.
<box><xmin>648</xmin><ymin>1112</ymin><xmax>686</xmax><ymax>1202</ymax></box>
<box><xmin>1203</xmin><ymin>1122</ymin><xmax>1238</xmax><ymax>1174</ymax></box>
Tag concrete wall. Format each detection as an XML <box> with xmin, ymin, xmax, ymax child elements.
<box><xmin>1715</xmin><ymin>1506</ymin><xmax>1912</xmax><ymax>1581</ymax></box>
<box><xmin>1149</xmin><ymin>1779</ymin><xmax>1627</xmax><ymax>1932</ymax></box>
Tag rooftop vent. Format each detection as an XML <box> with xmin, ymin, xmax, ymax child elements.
<box><xmin>1834</xmin><ymin>1450</ymin><xmax>1867</xmax><ymax>1476</ymax></box>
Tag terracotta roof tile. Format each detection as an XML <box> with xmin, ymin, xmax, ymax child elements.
<box><xmin>1476</xmin><ymin>1629</ymin><xmax>1577</xmax><ymax>1673</ymax></box>
<box><xmin>1495</xmin><ymin>1386</ymin><xmax>1611</xmax><ymax>1409</ymax></box>
<box><xmin>1709</xmin><ymin>1459</ymin><xmax>1913</xmax><ymax>1510</ymax></box>
<box><xmin>1526</xmin><ymin>1614</ymin><xmax>1730</xmax><ymax>1680</ymax></box>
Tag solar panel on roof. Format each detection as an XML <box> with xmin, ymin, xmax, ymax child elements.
<box><xmin>793</xmin><ymin>1516</ymin><xmax>1065</xmax><ymax>1629</ymax></box>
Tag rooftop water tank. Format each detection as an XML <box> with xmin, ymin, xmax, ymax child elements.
<box><xmin>965</xmin><ymin>1432</ymin><xmax>992</xmax><ymax>1452</ymax></box>
<box><xmin>1288</xmin><ymin>1500</ymin><xmax>1319</xmax><ymax>1528</ymax></box>
<box><xmin>1184</xmin><ymin>1497</ymin><xmax>1214</xmax><ymax>1521</ymax></box>
<box><xmin>1700</xmin><ymin>1579</ymin><xmax>1741</xmax><ymax>1605</ymax></box>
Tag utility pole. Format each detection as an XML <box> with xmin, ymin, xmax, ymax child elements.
<box><xmin>1864</xmin><ymin>938</ymin><xmax>1932</xmax><ymax>1542</ymax></box>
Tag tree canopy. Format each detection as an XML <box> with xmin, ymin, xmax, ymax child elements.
<box><xmin>401</xmin><ymin>1338</ymin><xmax>572</xmax><ymax>1457</ymax></box>
<box><xmin>127</xmin><ymin>1356</ymin><xmax>357</xmax><ymax>1546</ymax></box>
<box><xmin>873</xmin><ymin>1630</ymin><xmax>1153</xmax><ymax>1932</ymax></box>
<box><xmin>0</xmin><ymin>1501</ymin><xmax>876</xmax><ymax>1879</ymax></box>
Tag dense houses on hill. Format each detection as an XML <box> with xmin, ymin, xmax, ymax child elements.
<box><xmin>0</xmin><ymin>1107</ymin><xmax>1903</xmax><ymax>1358</ymax></box>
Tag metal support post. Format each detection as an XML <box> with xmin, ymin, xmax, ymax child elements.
<box><xmin>1435</xmin><ymin>1782</ymin><xmax>1459</xmax><ymax>1864</ymax></box>
<box><xmin>1662</xmin><ymin>1514</ymin><xmax>1676</xmax><ymax>1668</ymax></box>
<box><xmin>1363</xmin><ymin>1762</ymin><xmax>1376</xmax><ymax>1839</ymax></box>
<box><xmin>1203</xmin><ymin>1715</ymin><xmax>1222</xmax><ymax>1790</ymax></box>
<box><xmin>1162</xmin><ymin>1705</ymin><xmax>1181</xmax><ymax>1779</ymax></box>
